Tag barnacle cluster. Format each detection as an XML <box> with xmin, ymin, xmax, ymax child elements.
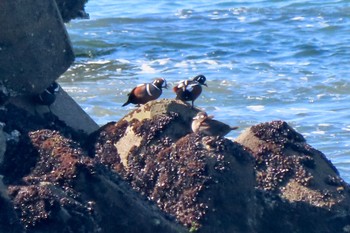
<box><xmin>251</xmin><ymin>121</ymin><xmax>315</xmax><ymax>192</ymax></box>
<box><xmin>133</xmin><ymin>112</ymin><xmax>180</xmax><ymax>144</ymax></box>
<box><xmin>89</xmin><ymin>121</ymin><xmax>128</xmax><ymax>174</ymax></box>
<box><xmin>96</xmin><ymin>111</ymin><xmax>244</xmax><ymax>229</ymax></box>
<box><xmin>127</xmin><ymin>134</ymin><xmax>210</xmax><ymax>228</ymax></box>
<box><xmin>249</xmin><ymin>120</ymin><xmax>350</xmax><ymax>203</ymax></box>
<box><xmin>7</xmin><ymin>129</ymin><xmax>96</xmax><ymax>229</ymax></box>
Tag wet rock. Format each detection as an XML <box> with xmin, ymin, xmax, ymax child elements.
<box><xmin>236</xmin><ymin>120</ymin><xmax>350</xmax><ymax>232</ymax></box>
<box><xmin>0</xmin><ymin>0</ymin><xmax>74</xmax><ymax>96</ymax></box>
<box><xmin>91</xmin><ymin>99</ymin><xmax>257</xmax><ymax>231</ymax></box>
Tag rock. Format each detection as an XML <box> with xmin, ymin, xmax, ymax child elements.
<box><xmin>0</xmin><ymin>0</ymin><xmax>74</xmax><ymax>96</ymax></box>
<box><xmin>0</xmin><ymin>103</ymin><xmax>185</xmax><ymax>233</ymax></box>
<box><xmin>9</xmin><ymin>86</ymin><xmax>99</xmax><ymax>135</ymax></box>
<box><xmin>91</xmin><ymin>99</ymin><xmax>258</xmax><ymax>231</ymax></box>
<box><xmin>91</xmin><ymin>99</ymin><xmax>199</xmax><ymax>168</ymax></box>
<box><xmin>89</xmin><ymin>99</ymin><xmax>199</xmax><ymax>168</ymax></box>
<box><xmin>236</xmin><ymin>121</ymin><xmax>350</xmax><ymax>232</ymax></box>
<box><xmin>0</xmin><ymin>123</ymin><xmax>6</xmax><ymax>165</ymax></box>
<box><xmin>92</xmin><ymin>99</ymin><xmax>350</xmax><ymax>232</ymax></box>
<box><xmin>0</xmin><ymin>176</ymin><xmax>23</xmax><ymax>233</ymax></box>
<box><xmin>0</xmin><ymin>103</ymin><xmax>88</xmax><ymax>183</ymax></box>
<box><xmin>2</xmin><ymin>98</ymin><xmax>350</xmax><ymax>233</ymax></box>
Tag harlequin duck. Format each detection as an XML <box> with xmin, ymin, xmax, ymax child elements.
<box><xmin>122</xmin><ymin>77</ymin><xmax>167</xmax><ymax>107</ymax></box>
<box><xmin>173</xmin><ymin>74</ymin><xmax>207</xmax><ymax>108</ymax></box>
<box><xmin>191</xmin><ymin>111</ymin><xmax>239</xmax><ymax>137</ymax></box>
<box><xmin>34</xmin><ymin>81</ymin><xmax>60</xmax><ymax>106</ymax></box>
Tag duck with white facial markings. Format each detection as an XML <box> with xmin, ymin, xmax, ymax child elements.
<box><xmin>122</xmin><ymin>78</ymin><xmax>167</xmax><ymax>107</ymax></box>
<box><xmin>173</xmin><ymin>74</ymin><xmax>207</xmax><ymax>108</ymax></box>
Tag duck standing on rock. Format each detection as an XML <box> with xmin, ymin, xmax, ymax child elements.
<box><xmin>192</xmin><ymin>111</ymin><xmax>239</xmax><ymax>137</ymax></box>
<box><xmin>173</xmin><ymin>74</ymin><xmax>207</xmax><ymax>108</ymax></box>
<box><xmin>122</xmin><ymin>78</ymin><xmax>167</xmax><ymax>107</ymax></box>
<box><xmin>33</xmin><ymin>81</ymin><xmax>60</xmax><ymax>107</ymax></box>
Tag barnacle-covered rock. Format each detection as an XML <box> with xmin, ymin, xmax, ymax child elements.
<box><xmin>91</xmin><ymin>99</ymin><xmax>257</xmax><ymax>231</ymax></box>
<box><xmin>3</xmin><ymin>97</ymin><xmax>350</xmax><ymax>233</ymax></box>
<box><xmin>236</xmin><ymin>120</ymin><xmax>350</xmax><ymax>232</ymax></box>
<box><xmin>90</xmin><ymin>99</ymin><xmax>200</xmax><ymax>171</ymax></box>
<box><xmin>1</xmin><ymin>103</ymin><xmax>186</xmax><ymax>233</ymax></box>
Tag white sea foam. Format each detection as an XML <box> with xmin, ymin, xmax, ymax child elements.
<box><xmin>291</xmin><ymin>16</ymin><xmax>305</xmax><ymax>21</ymax></box>
<box><xmin>115</xmin><ymin>59</ymin><xmax>131</xmax><ymax>64</ymax></box>
<box><xmin>139</xmin><ymin>63</ymin><xmax>157</xmax><ymax>74</ymax></box>
<box><xmin>197</xmin><ymin>59</ymin><xmax>218</xmax><ymax>66</ymax></box>
<box><xmin>318</xmin><ymin>123</ymin><xmax>331</xmax><ymax>127</ymax></box>
<box><xmin>247</xmin><ymin>105</ymin><xmax>265</xmax><ymax>112</ymax></box>
<box><xmin>86</xmin><ymin>60</ymin><xmax>111</xmax><ymax>64</ymax></box>
<box><xmin>342</xmin><ymin>126</ymin><xmax>350</xmax><ymax>132</ymax></box>
<box><xmin>311</xmin><ymin>130</ymin><xmax>326</xmax><ymax>135</ymax></box>
<box><xmin>150</xmin><ymin>58</ymin><xmax>171</xmax><ymax>65</ymax></box>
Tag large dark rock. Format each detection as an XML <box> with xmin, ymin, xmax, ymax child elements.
<box><xmin>0</xmin><ymin>177</ymin><xmax>23</xmax><ymax>233</ymax></box>
<box><xmin>9</xmin><ymin>86</ymin><xmax>99</xmax><ymax>135</ymax></box>
<box><xmin>0</xmin><ymin>125</ymin><xmax>6</xmax><ymax>164</ymax></box>
<box><xmin>0</xmin><ymin>0</ymin><xmax>74</xmax><ymax>96</ymax></box>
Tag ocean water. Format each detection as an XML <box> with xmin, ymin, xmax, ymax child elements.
<box><xmin>60</xmin><ymin>0</ymin><xmax>350</xmax><ymax>182</ymax></box>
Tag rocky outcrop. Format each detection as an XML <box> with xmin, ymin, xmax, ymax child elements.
<box><xmin>0</xmin><ymin>102</ymin><xmax>186</xmax><ymax>233</ymax></box>
<box><xmin>0</xmin><ymin>176</ymin><xmax>23</xmax><ymax>233</ymax></box>
<box><xmin>89</xmin><ymin>99</ymin><xmax>350</xmax><ymax>233</ymax></box>
<box><xmin>236</xmin><ymin>122</ymin><xmax>350</xmax><ymax>233</ymax></box>
<box><xmin>0</xmin><ymin>0</ymin><xmax>97</xmax><ymax>135</ymax></box>
<box><xmin>1</xmin><ymin>2</ymin><xmax>350</xmax><ymax>231</ymax></box>
<box><xmin>0</xmin><ymin>124</ymin><xmax>6</xmax><ymax>164</ymax></box>
<box><xmin>1</xmin><ymin>99</ymin><xmax>350</xmax><ymax>232</ymax></box>
<box><xmin>0</xmin><ymin>0</ymin><xmax>74</xmax><ymax>96</ymax></box>
<box><xmin>9</xmin><ymin>87</ymin><xmax>99</xmax><ymax>135</ymax></box>
<box><xmin>90</xmin><ymin>99</ymin><xmax>257</xmax><ymax>231</ymax></box>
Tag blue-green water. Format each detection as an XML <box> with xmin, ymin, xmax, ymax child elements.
<box><xmin>60</xmin><ymin>0</ymin><xmax>350</xmax><ymax>182</ymax></box>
